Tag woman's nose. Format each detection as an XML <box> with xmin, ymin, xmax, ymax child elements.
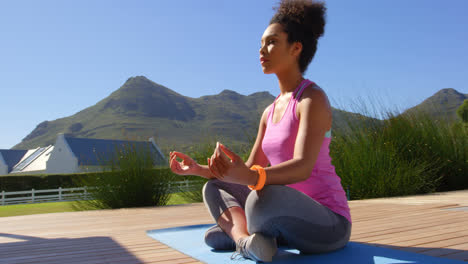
<box><xmin>259</xmin><ymin>45</ymin><xmax>265</xmax><ymax>55</ymax></box>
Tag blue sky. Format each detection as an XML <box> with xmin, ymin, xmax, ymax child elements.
<box><xmin>0</xmin><ymin>0</ymin><xmax>467</xmax><ymax>149</ymax></box>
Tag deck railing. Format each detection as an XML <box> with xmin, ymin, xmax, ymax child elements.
<box><xmin>0</xmin><ymin>180</ymin><xmax>206</xmax><ymax>206</ymax></box>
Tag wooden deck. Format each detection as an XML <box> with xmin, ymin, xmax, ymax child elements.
<box><xmin>0</xmin><ymin>190</ymin><xmax>467</xmax><ymax>263</ymax></box>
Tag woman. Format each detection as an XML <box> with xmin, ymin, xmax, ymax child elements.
<box><xmin>169</xmin><ymin>0</ymin><xmax>351</xmax><ymax>262</ymax></box>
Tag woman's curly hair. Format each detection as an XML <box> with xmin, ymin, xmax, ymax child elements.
<box><xmin>270</xmin><ymin>0</ymin><xmax>326</xmax><ymax>74</ymax></box>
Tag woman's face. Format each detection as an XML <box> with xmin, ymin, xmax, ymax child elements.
<box><xmin>259</xmin><ymin>23</ymin><xmax>302</xmax><ymax>75</ymax></box>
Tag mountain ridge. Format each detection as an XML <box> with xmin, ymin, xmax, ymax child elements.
<box><xmin>13</xmin><ymin>76</ymin><xmax>466</xmax><ymax>151</ymax></box>
<box><xmin>402</xmin><ymin>88</ymin><xmax>467</xmax><ymax>121</ymax></box>
<box><xmin>13</xmin><ymin>76</ymin><xmax>275</xmax><ymax>150</ymax></box>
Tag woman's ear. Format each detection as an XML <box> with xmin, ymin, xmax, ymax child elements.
<box><xmin>293</xmin><ymin>42</ymin><xmax>303</xmax><ymax>57</ymax></box>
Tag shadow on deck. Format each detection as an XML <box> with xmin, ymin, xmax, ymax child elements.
<box><xmin>0</xmin><ymin>233</ymin><xmax>143</xmax><ymax>264</ymax></box>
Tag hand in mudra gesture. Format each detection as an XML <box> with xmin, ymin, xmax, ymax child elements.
<box><xmin>169</xmin><ymin>151</ymin><xmax>201</xmax><ymax>176</ymax></box>
<box><xmin>208</xmin><ymin>142</ymin><xmax>256</xmax><ymax>186</ymax></box>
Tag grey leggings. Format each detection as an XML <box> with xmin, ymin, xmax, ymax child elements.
<box><xmin>202</xmin><ymin>179</ymin><xmax>351</xmax><ymax>254</ymax></box>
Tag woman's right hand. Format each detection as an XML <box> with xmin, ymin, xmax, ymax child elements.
<box><xmin>169</xmin><ymin>151</ymin><xmax>201</xmax><ymax>176</ymax></box>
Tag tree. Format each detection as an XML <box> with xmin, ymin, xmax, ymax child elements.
<box><xmin>456</xmin><ymin>99</ymin><xmax>468</xmax><ymax>123</ymax></box>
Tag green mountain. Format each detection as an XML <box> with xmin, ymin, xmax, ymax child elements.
<box><xmin>13</xmin><ymin>76</ymin><xmax>273</xmax><ymax>151</ymax></box>
<box><xmin>18</xmin><ymin>76</ymin><xmax>463</xmax><ymax>152</ymax></box>
<box><xmin>402</xmin><ymin>88</ymin><xmax>467</xmax><ymax>121</ymax></box>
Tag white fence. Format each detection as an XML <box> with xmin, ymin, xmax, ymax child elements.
<box><xmin>1</xmin><ymin>180</ymin><xmax>206</xmax><ymax>206</ymax></box>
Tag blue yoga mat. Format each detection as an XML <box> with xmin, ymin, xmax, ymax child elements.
<box><xmin>147</xmin><ymin>224</ymin><xmax>465</xmax><ymax>264</ymax></box>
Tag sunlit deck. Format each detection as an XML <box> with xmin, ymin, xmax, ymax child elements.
<box><xmin>0</xmin><ymin>190</ymin><xmax>467</xmax><ymax>263</ymax></box>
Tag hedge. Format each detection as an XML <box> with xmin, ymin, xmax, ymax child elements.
<box><xmin>0</xmin><ymin>168</ymin><xmax>190</xmax><ymax>192</ymax></box>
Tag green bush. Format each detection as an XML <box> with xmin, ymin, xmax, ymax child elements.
<box><xmin>456</xmin><ymin>99</ymin><xmax>468</xmax><ymax>123</ymax></box>
<box><xmin>74</xmin><ymin>144</ymin><xmax>176</xmax><ymax>209</ymax></box>
<box><xmin>330</xmin><ymin>98</ymin><xmax>467</xmax><ymax>199</ymax></box>
<box><xmin>4</xmin><ymin>98</ymin><xmax>465</xmax><ymax>204</ymax></box>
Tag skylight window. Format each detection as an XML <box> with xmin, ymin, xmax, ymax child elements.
<box><xmin>11</xmin><ymin>146</ymin><xmax>52</xmax><ymax>172</ymax></box>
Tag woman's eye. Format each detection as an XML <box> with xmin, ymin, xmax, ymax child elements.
<box><xmin>260</xmin><ymin>40</ymin><xmax>275</xmax><ymax>48</ymax></box>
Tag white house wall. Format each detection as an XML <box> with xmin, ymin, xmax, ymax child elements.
<box><xmin>0</xmin><ymin>153</ymin><xmax>7</xmax><ymax>175</ymax></box>
<box><xmin>46</xmin><ymin>134</ymin><xmax>79</xmax><ymax>174</ymax></box>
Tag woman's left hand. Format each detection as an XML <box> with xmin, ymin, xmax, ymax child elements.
<box><xmin>208</xmin><ymin>142</ymin><xmax>257</xmax><ymax>186</ymax></box>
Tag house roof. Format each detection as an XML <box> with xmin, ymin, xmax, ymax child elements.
<box><xmin>64</xmin><ymin>136</ymin><xmax>166</xmax><ymax>166</ymax></box>
<box><xmin>0</xmin><ymin>149</ymin><xmax>28</xmax><ymax>173</ymax></box>
<box><xmin>11</xmin><ymin>146</ymin><xmax>54</xmax><ymax>173</ymax></box>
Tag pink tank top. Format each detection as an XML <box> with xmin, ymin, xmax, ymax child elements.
<box><xmin>261</xmin><ymin>79</ymin><xmax>352</xmax><ymax>223</ymax></box>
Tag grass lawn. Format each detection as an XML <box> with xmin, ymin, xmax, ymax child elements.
<box><xmin>0</xmin><ymin>192</ymin><xmax>196</xmax><ymax>217</ymax></box>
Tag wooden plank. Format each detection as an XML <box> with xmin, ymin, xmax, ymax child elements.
<box><xmin>0</xmin><ymin>191</ymin><xmax>467</xmax><ymax>263</ymax></box>
<box><xmin>0</xmin><ymin>204</ymin><xmax>213</xmax><ymax>264</ymax></box>
<box><xmin>397</xmin><ymin>242</ymin><xmax>468</xmax><ymax>257</ymax></box>
<box><xmin>363</xmin><ymin>224</ymin><xmax>468</xmax><ymax>244</ymax></box>
<box><xmin>351</xmin><ymin>215</ymin><xmax>468</xmax><ymax>240</ymax></box>
<box><xmin>378</xmin><ymin>230</ymin><xmax>468</xmax><ymax>248</ymax></box>
<box><xmin>403</xmin><ymin>237</ymin><xmax>468</xmax><ymax>251</ymax></box>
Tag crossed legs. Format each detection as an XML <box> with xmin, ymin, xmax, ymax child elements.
<box><xmin>202</xmin><ymin>179</ymin><xmax>351</xmax><ymax>253</ymax></box>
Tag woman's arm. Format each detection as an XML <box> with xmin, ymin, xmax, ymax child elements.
<box><xmin>263</xmin><ymin>87</ymin><xmax>332</xmax><ymax>185</ymax></box>
<box><xmin>193</xmin><ymin>165</ymin><xmax>216</xmax><ymax>179</ymax></box>
<box><xmin>169</xmin><ymin>151</ymin><xmax>215</xmax><ymax>179</ymax></box>
<box><xmin>171</xmin><ymin>105</ymin><xmax>271</xmax><ymax>180</ymax></box>
<box><xmin>208</xmin><ymin>87</ymin><xmax>332</xmax><ymax>186</ymax></box>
